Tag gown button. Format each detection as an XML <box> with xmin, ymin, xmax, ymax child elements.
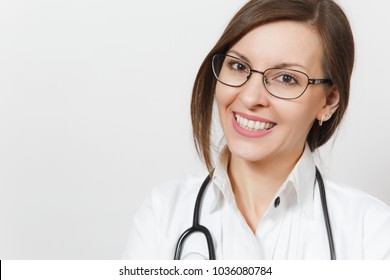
<box><xmin>274</xmin><ymin>196</ymin><xmax>281</xmax><ymax>208</ymax></box>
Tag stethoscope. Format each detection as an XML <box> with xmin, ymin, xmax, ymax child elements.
<box><xmin>174</xmin><ymin>167</ymin><xmax>336</xmax><ymax>260</ymax></box>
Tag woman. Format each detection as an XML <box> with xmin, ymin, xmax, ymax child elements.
<box><xmin>124</xmin><ymin>0</ymin><xmax>390</xmax><ymax>259</ymax></box>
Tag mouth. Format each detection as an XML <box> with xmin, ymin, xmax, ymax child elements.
<box><xmin>233</xmin><ymin>112</ymin><xmax>277</xmax><ymax>132</ymax></box>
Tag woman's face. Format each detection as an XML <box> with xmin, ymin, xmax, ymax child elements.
<box><xmin>215</xmin><ymin>21</ymin><xmax>338</xmax><ymax>163</ymax></box>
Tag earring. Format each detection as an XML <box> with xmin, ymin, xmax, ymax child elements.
<box><xmin>319</xmin><ymin>111</ymin><xmax>333</xmax><ymax>126</ymax></box>
<box><xmin>319</xmin><ymin>115</ymin><xmax>325</xmax><ymax>126</ymax></box>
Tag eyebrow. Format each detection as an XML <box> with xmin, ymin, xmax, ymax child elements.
<box><xmin>227</xmin><ymin>49</ymin><xmax>308</xmax><ymax>72</ymax></box>
<box><xmin>273</xmin><ymin>63</ymin><xmax>308</xmax><ymax>72</ymax></box>
<box><xmin>226</xmin><ymin>50</ymin><xmax>252</xmax><ymax>64</ymax></box>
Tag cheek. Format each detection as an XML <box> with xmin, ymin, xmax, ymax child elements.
<box><xmin>215</xmin><ymin>83</ymin><xmax>237</xmax><ymax>112</ymax></box>
<box><xmin>215</xmin><ymin>84</ymin><xmax>237</xmax><ymax>133</ymax></box>
<box><xmin>297</xmin><ymin>88</ymin><xmax>327</xmax><ymax>116</ymax></box>
<box><xmin>285</xmin><ymin>94</ymin><xmax>325</xmax><ymax>132</ymax></box>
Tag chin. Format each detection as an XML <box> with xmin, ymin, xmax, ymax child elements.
<box><xmin>227</xmin><ymin>142</ymin><xmax>272</xmax><ymax>163</ymax></box>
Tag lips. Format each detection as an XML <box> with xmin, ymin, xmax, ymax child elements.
<box><xmin>233</xmin><ymin>112</ymin><xmax>276</xmax><ymax>132</ymax></box>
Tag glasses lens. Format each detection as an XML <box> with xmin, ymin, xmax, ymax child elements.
<box><xmin>212</xmin><ymin>54</ymin><xmax>250</xmax><ymax>87</ymax></box>
<box><xmin>211</xmin><ymin>54</ymin><xmax>310</xmax><ymax>99</ymax></box>
<box><xmin>264</xmin><ymin>68</ymin><xmax>309</xmax><ymax>99</ymax></box>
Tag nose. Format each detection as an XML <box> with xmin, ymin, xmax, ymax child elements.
<box><xmin>239</xmin><ymin>71</ymin><xmax>270</xmax><ymax>109</ymax></box>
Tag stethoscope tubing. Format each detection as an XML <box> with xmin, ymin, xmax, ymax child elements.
<box><xmin>174</xmin><ymin>174</ymin><xmax>215</xmax><ymax>260</ymax></box>
<box><xmin>174</xmin><ymin>168</ymin><xmax>335</xmax><ymax>260</ymax></box>
<box><xmin>315</xmin><ymin>167</ymin><xmax>336</xmax><ymax>260</ymax></box>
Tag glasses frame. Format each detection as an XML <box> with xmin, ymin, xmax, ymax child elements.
<box><xmin>212</xmin><ymin>54</ymin><xmax>332</xmax><ymax>100</ymax></box>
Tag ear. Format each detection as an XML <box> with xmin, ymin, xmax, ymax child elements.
<box><xmin>316</xmin><ymin>85</ymin><xmax>340</xmax><ymax>123</ymax></box>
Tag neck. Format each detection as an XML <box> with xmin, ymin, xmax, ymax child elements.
<box><xmin>228</xmin><ymin>147</ymin><xmax>304</xmax><ymax>232</ymax></box>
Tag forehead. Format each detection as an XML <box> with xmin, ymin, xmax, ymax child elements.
<box><xmin>230</xmin><ymin>21</ymin><xmax>324</xmax><ymax>73</ymax></box>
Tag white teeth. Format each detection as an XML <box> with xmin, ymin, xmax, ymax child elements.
<box><xmin>234</xmin><ymin>113</ymin><xmax>274</xmax><ymax>131</ymax></box>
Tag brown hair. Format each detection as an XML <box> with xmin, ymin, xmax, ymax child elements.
<box><xmin>191</xmin><ymin>0</ymin><xmax>354</xmax><ymax>173</ymax></box>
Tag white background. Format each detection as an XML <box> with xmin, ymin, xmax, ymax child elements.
<box><xmin>0</xmin><ymin>0</ymin><xmax>389</xmax><ymax>259</ymax></box>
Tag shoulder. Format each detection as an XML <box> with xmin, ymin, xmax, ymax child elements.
<box><xmin>324</xmin><ymin>178</ymin><xmax>390</xmax><ymax>214</ymax></box>
<box><xmin>324</xmin><ymin>178</ymin><xmax>390</xmax><ymax>259</ymax></box>
<box><xmin>130</xmin><ymin>172</ymin><xmax>210</xmax><ymax>228</ymax></box>
<box><xmin>123</xmin><ymin>172</ymin><xmax>209</xmax><ymax>259</ymax></box>
<box><xmin>144</xmin><ymin>172</ymin><xmax>210</xmax><ymax>225</ymax></box>
<box><xmin>149</xmin><ymin>173</ymin><xmax>208</xmax><ymax>205</ymax></box>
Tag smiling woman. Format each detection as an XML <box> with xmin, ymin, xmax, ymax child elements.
<box><xmin>123</xmin><ymin>0</ymin><xmax>390</xmax><ymax>260</ymax></box>
<box><xmin>214</xmin><ymin>22</ymin><xmax>337</xmax><ymax>169</ymax></box>
<box><xmin>213</xmin><ymin>21</ymin><xmax>340</xmax><ymax>233</ymax></box>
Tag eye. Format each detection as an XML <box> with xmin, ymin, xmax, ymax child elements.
<box><xmin>227</xmin><ymin>60</ymin><xmax>250</xmax><ymax>74</ymax></box>
<box><xmin>274</xmin><ymin>73</ymin><xmax>299</xmax><ymax>86</ymax></box>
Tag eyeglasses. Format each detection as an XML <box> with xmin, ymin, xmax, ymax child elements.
<box><xmin>211</xmin><ymin>54</ymin><xmax>332</xmax><ymax>100</ymax></box>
